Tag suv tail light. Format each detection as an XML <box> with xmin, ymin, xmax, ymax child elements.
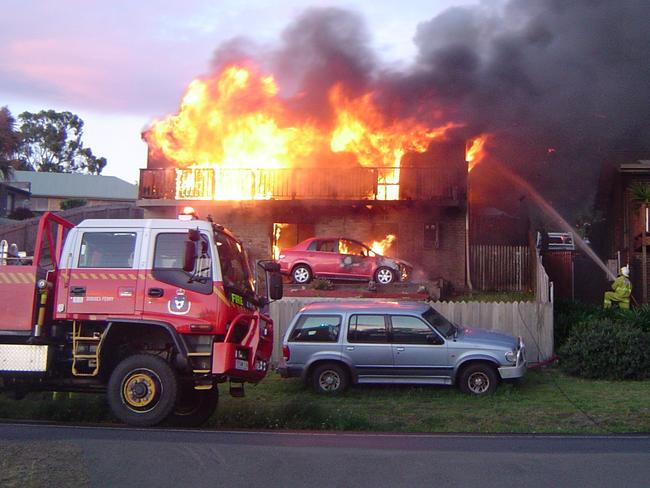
<box><xmin>282</xmin><ymin>345</ymin><xmax>290</xmax><ymax>360</ymax></box>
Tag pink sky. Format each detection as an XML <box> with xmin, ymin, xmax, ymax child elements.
<box><xmin>0</xmin><ymin>0</ymin><xmax>469</xmax><ymax>182</ymax></box>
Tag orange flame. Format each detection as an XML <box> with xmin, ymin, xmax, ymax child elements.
<box><xmin>466</xmin><ymin>135</ymin><xmax>488</xmax><ymax>172</ymax></box>
<box><xmin>272</xmin><ymin>223</ymin><xmax>288</xmax><ymax>260</ymax></box>
<box><xmin>146</xmin><ymin>64</ymin><xmax>458</xmax><ymax>201</ymax></box>
<box><xmin>367</xmin><ymin>234</ymin><xmax>396</xmax><ymax>256</ymax></box>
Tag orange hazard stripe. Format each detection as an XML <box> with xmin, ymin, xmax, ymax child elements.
<box><xmin>70</xmin><ymin>272</ymin><xmax>137</xmax><ymax>280</ymax></box>
<box><xmin>0</xmin><ymin>272</ymin><xmax>35</xmax><ymax>284</ymax></box>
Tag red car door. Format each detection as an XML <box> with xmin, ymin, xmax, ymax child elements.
<box><xmin>309</xmin><ymin>239</ymin><xmax>343</xmax><ymax>278</ymax></box>
<box><xmin>338</xmin><ymin>239</ymin><xmax>373</xmax><ymax>280</ymax></box>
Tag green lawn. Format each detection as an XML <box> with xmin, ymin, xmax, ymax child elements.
<box><xmin>1</xmin><ymin>368</ymin><xmax>648</xmax><ymax>433</ymax></box>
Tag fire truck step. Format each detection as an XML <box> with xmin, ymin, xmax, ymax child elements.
<box><xmin>71</xmin><ymin>321</ymin><xmax>102</xmax><ymax>377</ymax></box>
<box><xmin>187</xmin><ymin>352</ymin><xmax>211</xmax><ymax>357</ymax></box>
<box><xmin>229</xmin><ymin>382</ymin><xmax>245</xmax><ymax>398</ymax></box>
<box><xmin>192</xmin><ymin>369</ymin><xmax>211</xmax><ymax>374</ymax></box>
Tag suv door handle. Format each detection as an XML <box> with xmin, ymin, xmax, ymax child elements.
<box><xmin>345</xmin><ymin>346</ymin><xmax>355</xmax><ymax>351</ymax></box>
<box><xmin>395</xmin><ymin>347</ymin><xmax>405</xmax><ymax>352</ymax></box>
<box><xmin>148</xmin><ymin>288</ymin><xmax>164</xmax><ymax>298</ymax></box>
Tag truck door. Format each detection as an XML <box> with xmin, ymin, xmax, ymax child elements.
<box><xmin>66</xmin><ymin>230</ymin><xmax>140</xmax><ymax>315</ymax></box>
<box><xmin>142</xmin><ymin>230</ymin><xmax>216</xmax><ymax>323</ymax></box>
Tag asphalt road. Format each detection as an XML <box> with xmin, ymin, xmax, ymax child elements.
<box><xmin>1</xmin><ymin>423</ymin><xmax>649</xmax><ymax>488</ymax></box>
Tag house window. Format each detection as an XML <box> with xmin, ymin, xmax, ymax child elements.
<box><xmin>423</xmin><ymin>223</ymin><xmax>440</xmax><ymax>249</ymax></box>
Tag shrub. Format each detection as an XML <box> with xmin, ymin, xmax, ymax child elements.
<box><xmin>559</xmin><ymin>320</ymin><xmax>650</xmax><ymax>380</ymax></box>
<box><xmin>60</xmin><ymin>199</ymin><xmax>87</xmax><ymax>210</ymax></box>
<box><xmin>311</xmin><ymin>278</ymin><xmax>334</xmax><ymax>290</ymax></box>
<box><xmin>7</xmin><ymin>207</ymin><xmax>34</xmax><ymax>220</ymax></box>
<box><xmin>614</xmin><ymin>304</ymin><xmax>650</xmax><ymax>334</ymax></box>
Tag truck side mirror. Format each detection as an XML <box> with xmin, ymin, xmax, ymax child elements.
<box><xmin>183</xmin><ymin>240</ymin><xmax>196</xmax><ymax>272</ymax></box>
<box><xmin>269</xmin><ymin>272</ymin><xmax>283</xmax><ymax>300</ymax></box>
<box><xmin>188</xmin><ymin>228</ymin><xmax>200</xmax><ymax>242</ymax></box>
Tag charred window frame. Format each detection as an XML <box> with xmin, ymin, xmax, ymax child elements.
<box><xmin>152</xmin><ymin>232</ymin><xmax>213</xmax><ymax>294</ymax></box>
<box><xmin>423</xmin><ymin>223</ymin><xmax>440</xmax><ymax>249</ymax></box>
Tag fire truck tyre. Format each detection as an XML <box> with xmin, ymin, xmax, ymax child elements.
<box><xmin>374</xmin><ymin>267</ymin><xmax>395</xmax><ymax>285</ymax></box>
<box><xmin>107</xmin><ymin>354</ymin><xmax>179</xmax><ymax>427</ymax></box>
<box><xmin>312</xmin><ymin>363</ymin><xmax>348</xmax><ymax>394</ymax></box>
<box><xmin>165</xmin><ymin>383</ymin><xmax>219</xmax><ymax>428</ymax></box>
<box><xmin>458</xmin><ymin>363</ymin><xmax>498</xmax><ymax>396</ymax></box>
<box><xmin>292</xmin><ymin>265</ymin><xmax>312</xmax><ymax>284</ymax></box>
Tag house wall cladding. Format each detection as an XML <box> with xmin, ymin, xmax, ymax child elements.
<box><xmin>269</xmin><ymin>297</ymin><xmax>553</xmax><ymax>366</ymax></box>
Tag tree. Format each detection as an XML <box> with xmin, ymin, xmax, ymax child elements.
<box><xmin>16</xmin><ymin>110</ymin><xmax>107</xmax><ymax>174</ymax></box>
<box><xmin>0</xmin><ymin>106</ymin><xmax>20</xmax><ymax>180</ymax></box>
<box><xmin>631</xmin><ymin>181</ymin><xmax>650</xmax><ymax>303</ymax></box>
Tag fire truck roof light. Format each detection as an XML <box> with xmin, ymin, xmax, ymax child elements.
<box><xmin>178</xmin><ymin>206</ymin><xmax>198</xmax><ymax>221</ymax></box>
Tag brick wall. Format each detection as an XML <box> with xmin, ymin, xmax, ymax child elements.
<box><xmin>144</xmin><ymin>202</ymin><xmax>467</xmax><ymax>290</ymax></box>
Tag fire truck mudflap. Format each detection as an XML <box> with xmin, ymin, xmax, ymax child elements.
<box><xmin>212</xmin><ymin>311</ymin><xmax>273</xmax><ymax>382</ymax></box>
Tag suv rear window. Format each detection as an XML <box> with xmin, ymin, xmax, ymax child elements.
<box><xmin>289</xmin><ymin>315</ymin><xmax>341</xmax><ymax>342</ymax></box>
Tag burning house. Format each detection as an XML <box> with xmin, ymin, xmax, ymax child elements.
<box><xmin>137</xmin><ymin>65</ymin><xmax>471</xmax><ymax>290</ymax></box>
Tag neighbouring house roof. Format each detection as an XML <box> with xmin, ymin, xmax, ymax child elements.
<box><xmin>11</xmin><ymin>171</ymin><xmax>137</xmax><ymax>201</ymax></box>
<box><xmin>0</xmin><ymin>182</ymin><xmax>31</xmax><ymax>196</ymax></box>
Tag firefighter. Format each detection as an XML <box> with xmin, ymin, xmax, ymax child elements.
<box><xmin>603</xmin><ymin>265</ymin><xmax>632</xmax><ymax>309</ymax></box>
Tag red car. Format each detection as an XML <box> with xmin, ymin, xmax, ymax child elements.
<box><xmin>277</xmin><ymin>237</ymin><xmax>412</xmax><ymax>285</ymax></box>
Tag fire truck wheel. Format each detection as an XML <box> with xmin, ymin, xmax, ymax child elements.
<box><xmin>107</xmin><ymin>354</ymin><xmax>179</xmax><ymax>427</ymax></box>
<box><xmin>165</xmin><ymin>383</ymin><xmax>219</xmax><ymax>428</ymax></box>
<box><xmin>374</xmin><ymin>267</ymin><xmax>395</xmax><ymax>285</ymax></box>
<box><xmin>292</xmin><ymin>265</ymin><xmax>312</xmax><ymax>284</ymax></box>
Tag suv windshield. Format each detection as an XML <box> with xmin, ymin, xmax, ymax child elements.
<box><xmin>214</xmin><ymin>231</ymin><xmax>254</xmax><ymax>294</ymax></box>
<box><xmin>423</xmin><ymin>307</ymin><xmax>456</xmax><ymax>338</ymax></box>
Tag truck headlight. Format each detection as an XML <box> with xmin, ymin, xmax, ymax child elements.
<box><xmin>505</xmin><ymin>351</ymin><xmax>517</xmax><ymax>363</ymax></box>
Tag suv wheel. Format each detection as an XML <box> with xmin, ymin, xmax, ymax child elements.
<box><xmin>292</xmin><ymin>265</ymin><xmax>312</xmax><ymax>284</ymax></box>
<box><xmin>312</xmin><ymin>363</ymin><xmax>348</xmax><ymax>394</ymax></box>
<box><xmin>459</xmin><ymin>363</ymin><xmax>498</xmax><ymax>395</ymax></box>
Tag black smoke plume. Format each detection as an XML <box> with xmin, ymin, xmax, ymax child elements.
<box><xmin>211</xmin><ymin>1</ymin><xmax>650</xmax><ymax>218</ymax></box>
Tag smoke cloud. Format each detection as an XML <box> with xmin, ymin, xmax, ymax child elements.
<box><xmin>210</xmin><ymin>0</ymin><xmax>650</xmax><ymax>219</ymax></box>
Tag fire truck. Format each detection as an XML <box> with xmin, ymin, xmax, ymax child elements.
<box><xmin>0</xmin><ymin>208</ymin><xmax>282</xmax><ymax>427</ymax></box>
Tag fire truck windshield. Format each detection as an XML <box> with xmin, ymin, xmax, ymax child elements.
<box><xmin>214</xmin><ymin>232</ymin><xmax>255</xmax><ymax>295</ymax></box>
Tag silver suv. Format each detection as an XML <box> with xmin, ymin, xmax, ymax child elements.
<box><xmin>279</xmin><ymin>301</ymin><xmax>526</xmax><ymax>395</ymax></box>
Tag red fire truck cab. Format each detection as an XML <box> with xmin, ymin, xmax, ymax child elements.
<box><xmin>0</xmin><ymin>210</ymin><xmax>282</xmax><ymax>427</ymax></box>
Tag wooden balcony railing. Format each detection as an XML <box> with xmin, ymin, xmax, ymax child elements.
<box><xmin>139</xmin><ymin>167</ymin><xmax>462</xmax><ymax>202</ymax></box>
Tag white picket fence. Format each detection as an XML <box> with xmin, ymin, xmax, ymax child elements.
<box><xmin>269</xmin><ymin>298</ymin><xmax>553</xmax><ymax>366</ymax></box>
<box><xmin>535</xmin><ymin>248</ymin><xmax>554</xmax><ymax>303</ymax></box>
